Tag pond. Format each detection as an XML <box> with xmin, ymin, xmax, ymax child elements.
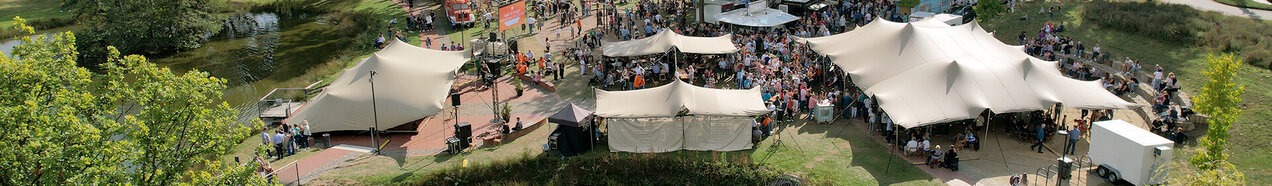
<box><xmin>150</xmin><ymin>12</ymin><xmax>356</xmax><ymax>108</ymax></box>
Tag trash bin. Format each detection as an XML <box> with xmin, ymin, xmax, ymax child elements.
<box><xmin>1057</xmin><ymin>157</ymin><xmax>1074</xmax><ymax>180</ymax></box>
<box><xmin>322</xmin><ymin>133</ymin><xmax>332</xmax><ymax>148</ymax></box>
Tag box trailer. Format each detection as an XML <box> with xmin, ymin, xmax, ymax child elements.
<box><xmin>1088</xmin><ymin>120</ymin><xmax>1173</xmax><ymax>185</ymax></box>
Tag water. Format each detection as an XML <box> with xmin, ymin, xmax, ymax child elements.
<box><xmin>1</xmin><ymin>12</ymin><xmax>357</xmax><ymax>123</ymax></box>
<box><xmin>1</xmin><ymin>34</ymin><xmax>53</xmax><ymax>56</ymax></box>
<box><xmin>151</xmin><ymin>12</ymin><xmax>354</xmax><ymax>107</ymax></box>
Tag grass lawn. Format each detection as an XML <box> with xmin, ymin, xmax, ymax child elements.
<box><xmin>1214</xmin><ymin>0</ymin><xmax>1272</xmax><ymax>11</ymax></box>
<box><xmin>0</xmin><ymin>0</ymin><xmax>71</xmax><ymax>27</ymax></box>
<box><xmin>980</xmin><ymin>1</ymin><xmax>1272</xmax><ymax>184</ymax></box>
<box><xmin>311</xmin><ymin>119</ymin><xmax>941</xmax><ymax>185</ymax></box>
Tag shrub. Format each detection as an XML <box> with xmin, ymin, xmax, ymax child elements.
<box><xmin>1083</xmin><ymin>1</ymin><xmax>1203</xmax><ymax>44</ymax></box>
<box><xmin>415</xmin><ymin>153</ymin><xmax>783</xmax><ymax>185</ymax></box>
<box><xmin>1082</xmin><ymin>1</ymin><xmax>1272</xmax><ymax>70</ymax></box>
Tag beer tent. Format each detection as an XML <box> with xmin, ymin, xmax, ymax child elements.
<box><xmin>285</xmin><ymin>40</ymin><xmax>471</xmax><ymax>132</ymax></box>
<box><xmin>595</xmin><ymin>80</ymin><xmax>767</xmax><ymax>153</ymax></box>
<box><xmin>800</xmin><ymin>19</ymin><xmax>1135</xmax><ymax>128</ymax></box>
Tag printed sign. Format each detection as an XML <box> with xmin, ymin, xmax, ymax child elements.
<box><xmin>499</xmin><ymin>1</ymin><xmax>526</xmax><ymax>31</ymax></box>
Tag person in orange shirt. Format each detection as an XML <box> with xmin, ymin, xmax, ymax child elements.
<box><xmin>633</xmin><ymin>75</ymin><xmax>645</xmax><ymax>89</ymax></box>
<box><xmin>538</xmin><ymin>57</ymin><xmax>546</xmax><ymax>70</ymax></box>
<box><xmin>517</xmin><ymin>62</ymin><xmax>527</xmax><ymax>74</ymax></box>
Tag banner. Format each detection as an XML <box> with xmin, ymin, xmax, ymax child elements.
<box><xmin>498</xmin><ymin>1</ymin><xmax>526</xmax><ymax>31</ymax></box>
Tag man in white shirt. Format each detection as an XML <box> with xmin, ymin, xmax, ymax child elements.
<box><xmin>272</xmin><ymin>130</ymin><xmax>286</xmax><ymax>159</ymax></box>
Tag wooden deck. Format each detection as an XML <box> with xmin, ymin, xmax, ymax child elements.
<box><xmin>261</xmin><ymin>102</ymin><xmax>304</xmax><ymax>118</ymax></box>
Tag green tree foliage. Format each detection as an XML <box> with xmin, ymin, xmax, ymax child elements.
<box><xmin>974</xmin><ymin>0</ymin><xmax>1006</xmax><ymax>20</ymax></box>
<box><xmin>899</xmin><ymin>0</ymin><xmax>920</xmax><ymax>8</ymax></box>
<box><xmin>73</xmin><ymin>0</ymin><xmax>223</xmax><ymax>67</ymax></box>
<box><xmin>0</xmin><ymin>18</ymin><xmax>265</xmax><ymax>185</ymax></box>
<box><xmin>1181</xmin><ymin>52</ymin><xmax>1246</xmax><ymax>185</ymax></box>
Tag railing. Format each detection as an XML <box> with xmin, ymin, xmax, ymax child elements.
<box><xmin>254</xmin><ymin>81</ymin><xmax>323</xmax><ymax>120</ymax></box>
<box><xmin>264</xmin><ymin>160</ymin><xmax>302</xmax><ymax>185</ymax></box>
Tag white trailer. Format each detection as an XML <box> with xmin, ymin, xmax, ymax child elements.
<box><xmin>1088</xmin><ymin>120</ymin><xmax>1173</xmax><ymax>185</ymax></box>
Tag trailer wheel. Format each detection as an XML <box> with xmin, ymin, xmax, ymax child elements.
<box><xmin>1096</xmin><ymin>166</ymin><xmax>1109</xmax><ymax>178</ymax></box>
<box><xmin>1106</xmin><ymin>171</ymin><xmax>1120</xmax><ymax>183</ymax></box>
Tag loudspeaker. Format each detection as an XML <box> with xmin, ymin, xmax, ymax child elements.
<box><xmin>451</xmin><ymin>91</ymin><xmax>462</xmax><ymax>106</ymax></box>
<box><xmin>455</xmin><ymin>122</ymin><xmax>472</xmax><ymax>149</ymax></box>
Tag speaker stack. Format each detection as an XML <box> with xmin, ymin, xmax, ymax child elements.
<box><xmin>454</xmin><ymin>122</ymin><xmax>472</xmax><ymax>149</ymax></box>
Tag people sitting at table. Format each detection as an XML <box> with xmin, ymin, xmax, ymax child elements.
<box><xmin>905</xmin><ymin>138</ymin><xmax>920</xmax><ymax>157</ymax></box>
<box><xmin>928</xmin><ymin>145</ymin><xmax>944</xmax><ymax>168</ymax></box>
<box><xmin>941</xmin><ymin>147</ymin><xmax>960</xmax><ymax>171</ymax></box>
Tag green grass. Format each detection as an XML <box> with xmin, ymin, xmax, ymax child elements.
<box><xmin>1214</xmin><ymin>0</ymin><xmax>1272</xmax><ymax>11</ymax></box>
<box><xmin>980</xmin><ymin>1</ymin><xmax>1272</xmax><ymax>184</ymax></box>
<box><xmin>0</xmin><ymin>0</ymin><xmax>71</xmax><ymax>27</ymax></box>
<box><xmin>312</xmin><ymin>119</ymin><xmax>940</xmax><ymax>185</ymax></box>
<box><xmin>0</xmin><ymin>0</ymin><xmax>75</xmax><ymax>38</ymax></box>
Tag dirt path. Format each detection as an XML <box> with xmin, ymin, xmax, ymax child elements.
<box><xmin>1161</xmin><ymin>0</ymin><xmax>1272</xmax><ymax>20</ymax></box>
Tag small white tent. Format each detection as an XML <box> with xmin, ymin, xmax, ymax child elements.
<box><xmin>285</xmin><ymin>40</ymin><xmax>471</xmax><ymax>132</ymax></box>
<box><xmin>717</xmin><ymin>7</ymin><xmax>800</xmax><ymax>27</ymax></box>
<box><xmin>601</xmin><ymin>30</ymin><xmax>739</xmax><ymax>57</ymax></box>
<box><xmin>800</xmin><ymin>18</ymin><xmax>1134</xmax><ymax>128</ymax></box>
<box><xmin>595</xmin><ymin>80</ymin><xmax>767</xmax><ymax>152</ymax></box>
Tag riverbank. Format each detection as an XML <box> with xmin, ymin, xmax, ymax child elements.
<box><xmin>218</xmin><ymin>0</ymin><xmax>420</xmax><ymax>164</ymax></box>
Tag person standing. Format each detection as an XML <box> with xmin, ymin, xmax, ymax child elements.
<box><xmin>1030</xmin><ymin>125</ymin><xmax>1045</xmax><ymax>153</ymax></box>
<box><xmin>1064</xmin><ymin>126</ymin><xmax>1081</xmax><ymax>155</ymax></box>
<box><xmin>272</xmin><ymin>130</ymin><xmax>286</xmax><ymax>160</ymax></box>
<box><xmin>303</xmin><ymin>121</ymin><xmax>313</xmax><ymax>149</ymax></box>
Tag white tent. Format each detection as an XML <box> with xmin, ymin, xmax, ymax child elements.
<box><xmin>594</xmin><ymin>80</ymin><xmax>769</xmax><ymax>118</ymax></box>
<box><xmin>285</xmin><ymin>40</ymin><xmax>471</xmax><ymax>132</ymax></box>
<box><xmin>800</xmin><ymin>18</ymin><xmax>1135</xmax><ymax>128</ymax></box>
<box><xmin>601</xmin><ymin>30</ymin><xmax>739</xmax><ymax>57</ymax></box>
<box><xmin>596</xmin><ymin>80</ymin><xmax>766</xmax><ymax>152</ymax></box>
<box><xmin>717</xmin><ymin>7</ymin><xmax>800</xmax><ymax>27</ymax></box>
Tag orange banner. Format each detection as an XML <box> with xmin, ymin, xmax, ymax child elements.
<box><xmin>498</xmin><ymin>1</ymin><xmax>526</xmax><ymax>31</ymax></box>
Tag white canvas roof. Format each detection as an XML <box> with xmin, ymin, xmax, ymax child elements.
<box><xmin>285</xmin><ymin>40</ymin><xmax>471</xmax><ymax>132</ymax></box>
<box><xmin>595</xmin><ymin>80</ymin><xmax>769</xmax><ymax>118</ymax></box>
<box><xmin>801</xmin><ymin>19</ymin><xmax>1135</xmax><ymax>128</ymax></box>
<box><xmin>717</xmin><ymin>8</ymin><xmax>800</xmax><ymax>27</ymax></box>
<box><xmin>601</xmin><ymin>30</ymin><xmax>739</xmax><ymax>57</ymax></box>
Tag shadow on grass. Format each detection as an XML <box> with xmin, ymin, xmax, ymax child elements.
<box><xmin>790</xmin><ymin>118</ymin><xmax>936</xmax><ymax>185</ymax></box>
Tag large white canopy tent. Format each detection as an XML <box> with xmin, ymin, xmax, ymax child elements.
<box><xmin>285</xmin><ymin>40</ymin><xmax>471</xmax><ymax>132</ymax></box>
<box><xmin>595</xmin><ymin>80</ymin><xmax>767</xmax><ymax>152</ymax></box>
<box><xmin>717</xmin><ymin>7</ymin><xmax>800</xmax><ymax>27</ymax></box>
<box><xmin>601</xmin><ymin>30</ymin><xmax>740</xmax><ymax>57</ymax></box>
<box><xmin>800</xmin><ymin>18</ymin><xmax>1135</xmax><ymax>128</ymax></box>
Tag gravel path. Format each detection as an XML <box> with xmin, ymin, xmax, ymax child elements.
<box><xmin>1161</xmin><ymin>0</ymin><xmax>1272</xmax><ymax>20</ymax></box>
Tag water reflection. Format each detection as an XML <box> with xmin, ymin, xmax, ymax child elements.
<box><xmin>152</xmin><ymin>12</ymin><xmax>351</xmax><ymax>108</ymax></box>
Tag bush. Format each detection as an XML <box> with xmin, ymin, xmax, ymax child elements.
<box><xmin>1082</xmin><ymin>1</ymin><xmax>1272</xmax><ymax>70</ymax></box>
<box><xmin>1083</xmin><ymin>1</ymin><xmax>1203</xmax><ymax>44</ymax></box>
<box><xmin>1195</xmin><ymin>12</ymin><xmax>1272</xmax><ymax>69</ymax></box>
<box><xmin>415</xmin><ymin>153</ymin><xmax>783</xmax><ymax>185</ymax></box>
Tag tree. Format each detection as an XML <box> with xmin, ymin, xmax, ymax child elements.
<box><xmin>73</xmin><ymin>0</ymin><xmax>223</xmax><ymax>67</ymax></box>
<box><xmin>0</xmin><ymin>17</ymin><xmax>265</xmax><ymax>185</ymax></box>
<box><xmin>1180</xmin><ymin>52</ymin><xmax>1245</xmax><ymax>185</ymax></box>
<box><xmin>974</xmin><ymin>0</ymin><xmax>1006</xmax><ymax>21</ymax></box>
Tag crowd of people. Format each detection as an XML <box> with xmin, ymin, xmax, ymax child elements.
<box><xmin>1017</xmin><ymin>13</ymin><xmax>1193</xmax><ymax>144</ymax></box>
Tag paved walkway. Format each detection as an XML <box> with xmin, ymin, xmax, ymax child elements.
<box><xmin>389</xmin><ymin>0</ymin><xmax>453</xmax><ymax>49</ymax></box>
<box><xmin>1162</xmin><ymin>0</ymin><xmax>1272</xmax><ymax>20</ymax></box>
<box><xmin>273</xmin><ymin>145</ymin><xmax>371</xmax><ymax>185</ymax></box>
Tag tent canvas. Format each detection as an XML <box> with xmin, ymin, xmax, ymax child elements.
<box><xmin>601</xmin><ymin>30</ymin><xmax>739</xmax><ymax>57</ymax></box>
<box><xmin>596</xmin><ymin>80</ymin><xmax>763</xmax><ymax>153</ymax></box>
<box><xmin>717</xmin><ymin>6</ymin><xmax>800</xmax><ymax>27</ymax></box>
<box><xmin>285</xmin><ymin>40</ymin><xmax>471</xmax><ymax>132</ymax></box>
<box><xmin>800</xmin><ymin>19</ymin><xmax>1134</xmax><ymax>128</ymax></box>
<box><xmin>594</xmin><ymin>80</ymin><xmax>769</xmax><ymax>118</ymax></box>
<box><xmin>549</xmin><ymin>103</ymin><xmax>593</xmax><ymax>127</ymax></box>
<box><xmin>552</xmin><ymin>120</ymin><xmax>595</xmax><ymax>157</ymax></box>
